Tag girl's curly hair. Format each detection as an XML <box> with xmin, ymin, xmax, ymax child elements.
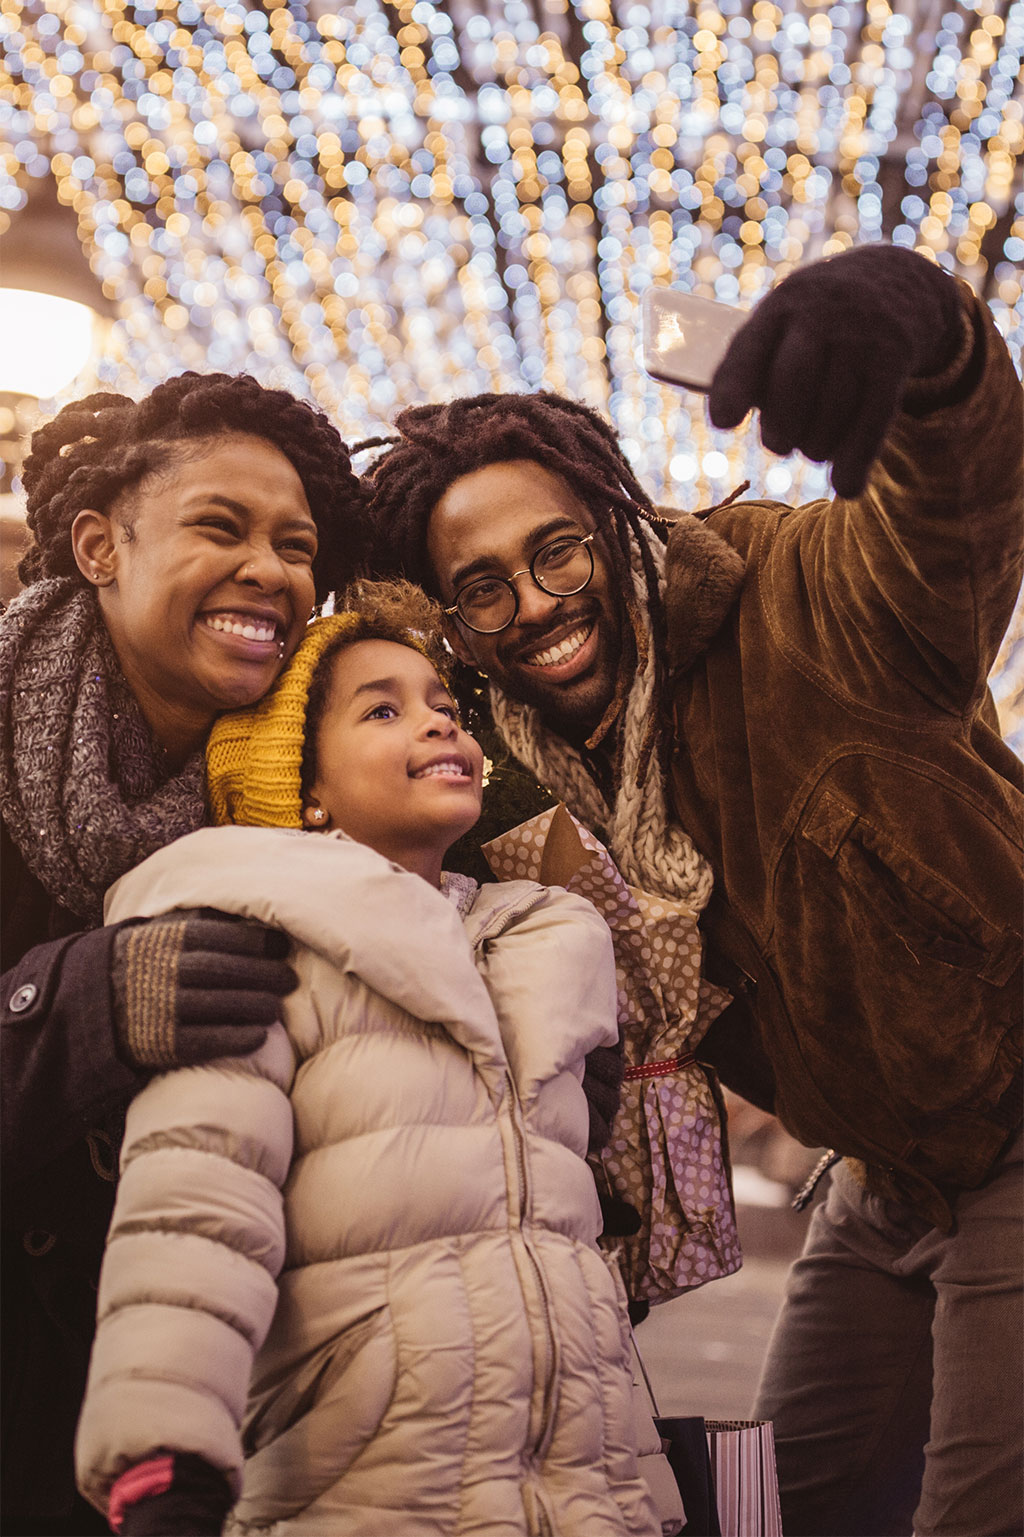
<box><xmin>19</xmin><ymin>371</ymin><xmax>367</xmax><ymax>600</ymax></box>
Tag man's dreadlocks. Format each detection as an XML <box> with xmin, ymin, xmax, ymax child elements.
<box><xmin>362</xmin><ymin>390</ymin><xmax>673</xmax><ymax>767</ymax></box>
<box><xmin>20</xmin><ymin>371</ymin><xmax>367</xmax><ymax>602</ymax></box>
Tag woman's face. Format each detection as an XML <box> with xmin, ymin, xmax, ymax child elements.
<box><xmin>306</xmin><ymin>638</ymin><xmax>484</xmax><ymax>886</ymax></box>
<box><xmin>75</xmin><ymin>433</ymin><xmax>318</xmax><ymax>757</ymax></box>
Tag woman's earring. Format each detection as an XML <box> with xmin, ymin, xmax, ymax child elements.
<box><xmin>303</xmin><ymin>805</ymin><xmax>328</xmax><ymax>828</ymax></box>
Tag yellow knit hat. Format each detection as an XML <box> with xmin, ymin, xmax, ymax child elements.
<box><xmin>206</xmin><ymin>613</ymin><xmax>362</xmax><ymax>828</ymax></box>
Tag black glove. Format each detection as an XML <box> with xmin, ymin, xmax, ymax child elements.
<box><xmin>709</xmin><ymin>244</ymin><xmax>968</xmax><ymax>498</ymax></box>
<box><xmin>112</xmin><ymin>908</ymin><xmax>296</xmax><ymax>1070</ymax></box>
<box><xmin>598</xmin><ymin>1188</ymin><xmax>642</xmax><ymax>1238</ymax></box>
<box><xmin>582</xmin><ymin>1041</ymin><xmax>625</xmax><ymax>1155</ymax></box>
<box><xmin>114</xmin><ymin>1453</ymin><xmax>233</xmax><ymax>1536</ymax></box>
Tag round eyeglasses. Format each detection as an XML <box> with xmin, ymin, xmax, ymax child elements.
<box><xmin>444</xmin><ymin>533</ymin><xmax>596</xmax><ymax>634</ymax></box>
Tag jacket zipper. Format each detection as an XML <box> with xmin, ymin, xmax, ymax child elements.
<box><xmin>473</xmin><ymin>889</ymin><xmax>560</xmax><ymax>1473</ymax></box>
<box><xmin>505</xmin><ymin>1068</ymin><xmax>558</xmax><ymax>1461</ymax></box>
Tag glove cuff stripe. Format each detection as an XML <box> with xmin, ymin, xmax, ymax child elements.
<box><xmin>123</xmin><ymin>919</ymin><xmax>187</xmax><ymax>1067</ymax></box>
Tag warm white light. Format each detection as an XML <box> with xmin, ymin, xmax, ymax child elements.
<box><xmin>0</xmin><ymin>290</ymin><xmax>97</xmax><ymax>398</ymax></box>
<box><xmin>765</xmin><ymin>464</ymin><xmax>794</xmax><ymax>495</ymax></box>
<box><xmin>669</xmin><ymin>453</ymin><xmax>698</xmax><ymax>482</ymax></box>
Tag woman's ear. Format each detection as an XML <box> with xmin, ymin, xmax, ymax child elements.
<box><xmin>302</xmin><ymin>798</ymin><xmax>330</xmax><ymax>830</ymax></box>
<box><xmin>71</xmin><ymin>509</ymin><xmax>117</xmax><ymax>586</ymax></box>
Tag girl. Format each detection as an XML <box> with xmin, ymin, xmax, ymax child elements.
<box><xmin>74</xmin><ymin>582</ymin><xmax>660</xmax><ymax>1537</ymax></box>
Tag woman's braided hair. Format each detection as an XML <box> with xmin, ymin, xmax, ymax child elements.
<box><xmin>362</xmin><ymin>390</ymin><xmax>672</xmax><ymax>757</ymax></box>
<box><xmin>19</xmin><ymin>371</ymin><xmax>367</xmax><ymax>600</ymax></box>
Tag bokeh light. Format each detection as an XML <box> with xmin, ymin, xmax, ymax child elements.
<box><xmin>1</xmin><ymin>0</ymin><xmax>1020</xmax><ymax>513</ymax></box>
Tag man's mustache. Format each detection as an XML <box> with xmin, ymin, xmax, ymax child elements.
<box><xmin>499</xmin><ymin>602</ymin><xmax>601</xmax><ymax>666</ymax></box>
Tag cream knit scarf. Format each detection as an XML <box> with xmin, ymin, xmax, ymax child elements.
<box><xmin>0</xmin><ymin>578</ymin><xmax>206</xmax><ymax>924</ymax></box>
<box><xmin>490</xmin><ymin>524</ymin><xmax>714</xmax><ymax>914</ymax></box>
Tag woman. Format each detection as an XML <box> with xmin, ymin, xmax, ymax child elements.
<box><xmin>1</xmin><ymin>371</ymin><xmax>366</xmax><ymax>1536</ymax></box>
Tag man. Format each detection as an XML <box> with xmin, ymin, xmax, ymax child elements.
<box><xmin>365</xmin><ymin>244</ymin><xmax>1024</xmax><ymax>1537</ymax></box>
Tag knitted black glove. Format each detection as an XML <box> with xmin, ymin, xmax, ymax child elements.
<box><xmin>113</xmin><ymin>1453</ymin><xmax>233</xmax><ymax>1536</ymax></box>
<box><xmin>598</xmin><ymin>1189</ymin><xmax>643</xmax><ymax>1239</ymax></box>
<box><xmin>111</xmin><ymin>908</ymin><xmax>296</xmax><ymax>1070</ymax></box>
<box><xmin>583</xmin><ymin>1041</ymin><xmax>625</xmax><ymax>1155</ymax></box>
<box><xmin>709</xmin><ymin>244</ymin><xmax>969</xmax><ymax>498</ymax></box>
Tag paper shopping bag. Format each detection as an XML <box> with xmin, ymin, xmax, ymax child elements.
<box><xmin>655</xmin><ymin>1417</ymin><xmax>723</xmax><ymax>1536</ymax></box>
<box><xmin>704</xmin><ymin>1420</ymin><xmax>783</xmax><ymax>1537</ymax></box>
<box><xmin>483</xmin><ymin>804</ymin><xmax>742</xmax><ymax>1302</ymax></box>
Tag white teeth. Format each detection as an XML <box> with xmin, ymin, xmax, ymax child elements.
<box><xmin>526</xmin><ymin>625</ymin><xmax>592</xmax><ymax>668</ymax></box>
<box><xmin>414</xmin><ymin>762</ymin><xmax>468</xmax><ymax>779</ymax></box>
<box><xmin>205</xmin><ymin>615</ymin><xmax>277</xmax><ymax>642</ymax></box>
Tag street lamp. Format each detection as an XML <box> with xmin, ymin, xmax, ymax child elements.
<box><xmin>0</xmin><ymin>289</ymin><xmax>100</xmax><ymax>399</ymax></box>
<box><xmin>0</xmin><ymin>175</ymin><xmax>114</xmax><ymax>399</ymax></box>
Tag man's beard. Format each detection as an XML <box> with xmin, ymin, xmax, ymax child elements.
<box><xmin>490</xmin><ymin>601</ymin><xmax>623</xmax><ymax>748</ymax></box>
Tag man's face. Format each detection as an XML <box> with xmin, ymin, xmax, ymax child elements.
<box><xmin>426</xmin><ymin>460</ymin><xmax>623</xmax><ymax>743</ymax></box>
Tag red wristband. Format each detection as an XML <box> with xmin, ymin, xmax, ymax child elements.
<box><xmin>623</xmin><ymin>1051</ymin><xmax>697</xmax><ymax>1082</ymax></box>
<box><xmin>108</xmin><ymin>1456</ymin><xmax>175</xmax><ymax>1533</ymax></box>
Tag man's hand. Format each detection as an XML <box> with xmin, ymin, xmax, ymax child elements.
<box><xmin>597</xmin><ymin>1189</ymin><xmax>642</xmax><ymax>1239</ymax></box>
<box><xmin>709</xmin><ymin>244</ymin><xmax>967</xmax><ymax>498</ymax></box>
<box><xmin>112</xmin><ymin>908</ymin><xmax>296</xmax><ymax>1070</ymax></box>
<box><xmin>583</xmin><ymin>1041</ymin><xmax>625</xmax><ymax>1155</ymax></box>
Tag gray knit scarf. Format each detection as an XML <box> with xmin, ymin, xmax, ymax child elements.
<box><xmin>0</xmin><ymin>578</ymin><xmax>206</xmax><ymax>925</ymax></box>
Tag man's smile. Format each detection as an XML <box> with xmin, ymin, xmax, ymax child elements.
<box><xmin>518</xmin><ymin>621</ymin><xmax>597</xmax><ymax>673</ymax></box>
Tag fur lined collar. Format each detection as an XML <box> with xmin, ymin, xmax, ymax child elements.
<box><xmin>661</xmin><ymin>513</ymin><xmax>747</xmax><ymax>676</ymax></box>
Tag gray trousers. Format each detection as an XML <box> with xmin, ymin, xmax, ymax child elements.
<box><xmin>754</xmin><ymin>1129</ymin><xmax>1023</xmax><ymax>1537</ymax></box>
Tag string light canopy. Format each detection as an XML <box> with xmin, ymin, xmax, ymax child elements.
<box><xmin>0</xmin><ymin>0</ymin><xmax>1021</xmax><ymax>512</ymax></box>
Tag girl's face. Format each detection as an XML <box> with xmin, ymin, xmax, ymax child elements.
<box><xmin>306</xmin><ymin>638</ymin><xmax>484</xmax><ymax>886</ymax></box>
<box><xmin>72</xmin><ymin>433</ymin><xmax>318</xmax><ymax>762</ymax></box>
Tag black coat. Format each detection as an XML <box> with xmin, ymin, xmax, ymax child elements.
<box><xmin>2</xmin><ymin>819</ymin><xmax>141</xmax><ymax>1535</ymax></box>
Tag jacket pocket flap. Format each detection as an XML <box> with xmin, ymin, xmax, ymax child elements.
<box><xmin>800</xmin><ymin>790</ymin><xmax>857</xmax><ymax>859</ymax></box>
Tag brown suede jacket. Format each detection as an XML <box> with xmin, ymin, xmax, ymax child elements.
<box><xmin>666</xmin><ymin>291</ymin><xmax>1023</xmax><ymax>1229</ymax></box>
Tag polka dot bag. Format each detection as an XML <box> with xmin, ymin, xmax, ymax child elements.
<box><xmin>483</xmin><ymin>804</ymin><xmax>742</xmax><ymax>1303</ymax></box>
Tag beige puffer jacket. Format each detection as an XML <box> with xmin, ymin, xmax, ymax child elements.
<box><xmin>75</xmin><ymin>827</ymin><xmax>660</xmax><ymax>1536</ymax></box>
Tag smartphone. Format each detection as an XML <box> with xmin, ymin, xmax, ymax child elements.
<box><xmin>641</xmin><ymin>287</ymin><xmax>748</xmax><ymax>393</ymax></box>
